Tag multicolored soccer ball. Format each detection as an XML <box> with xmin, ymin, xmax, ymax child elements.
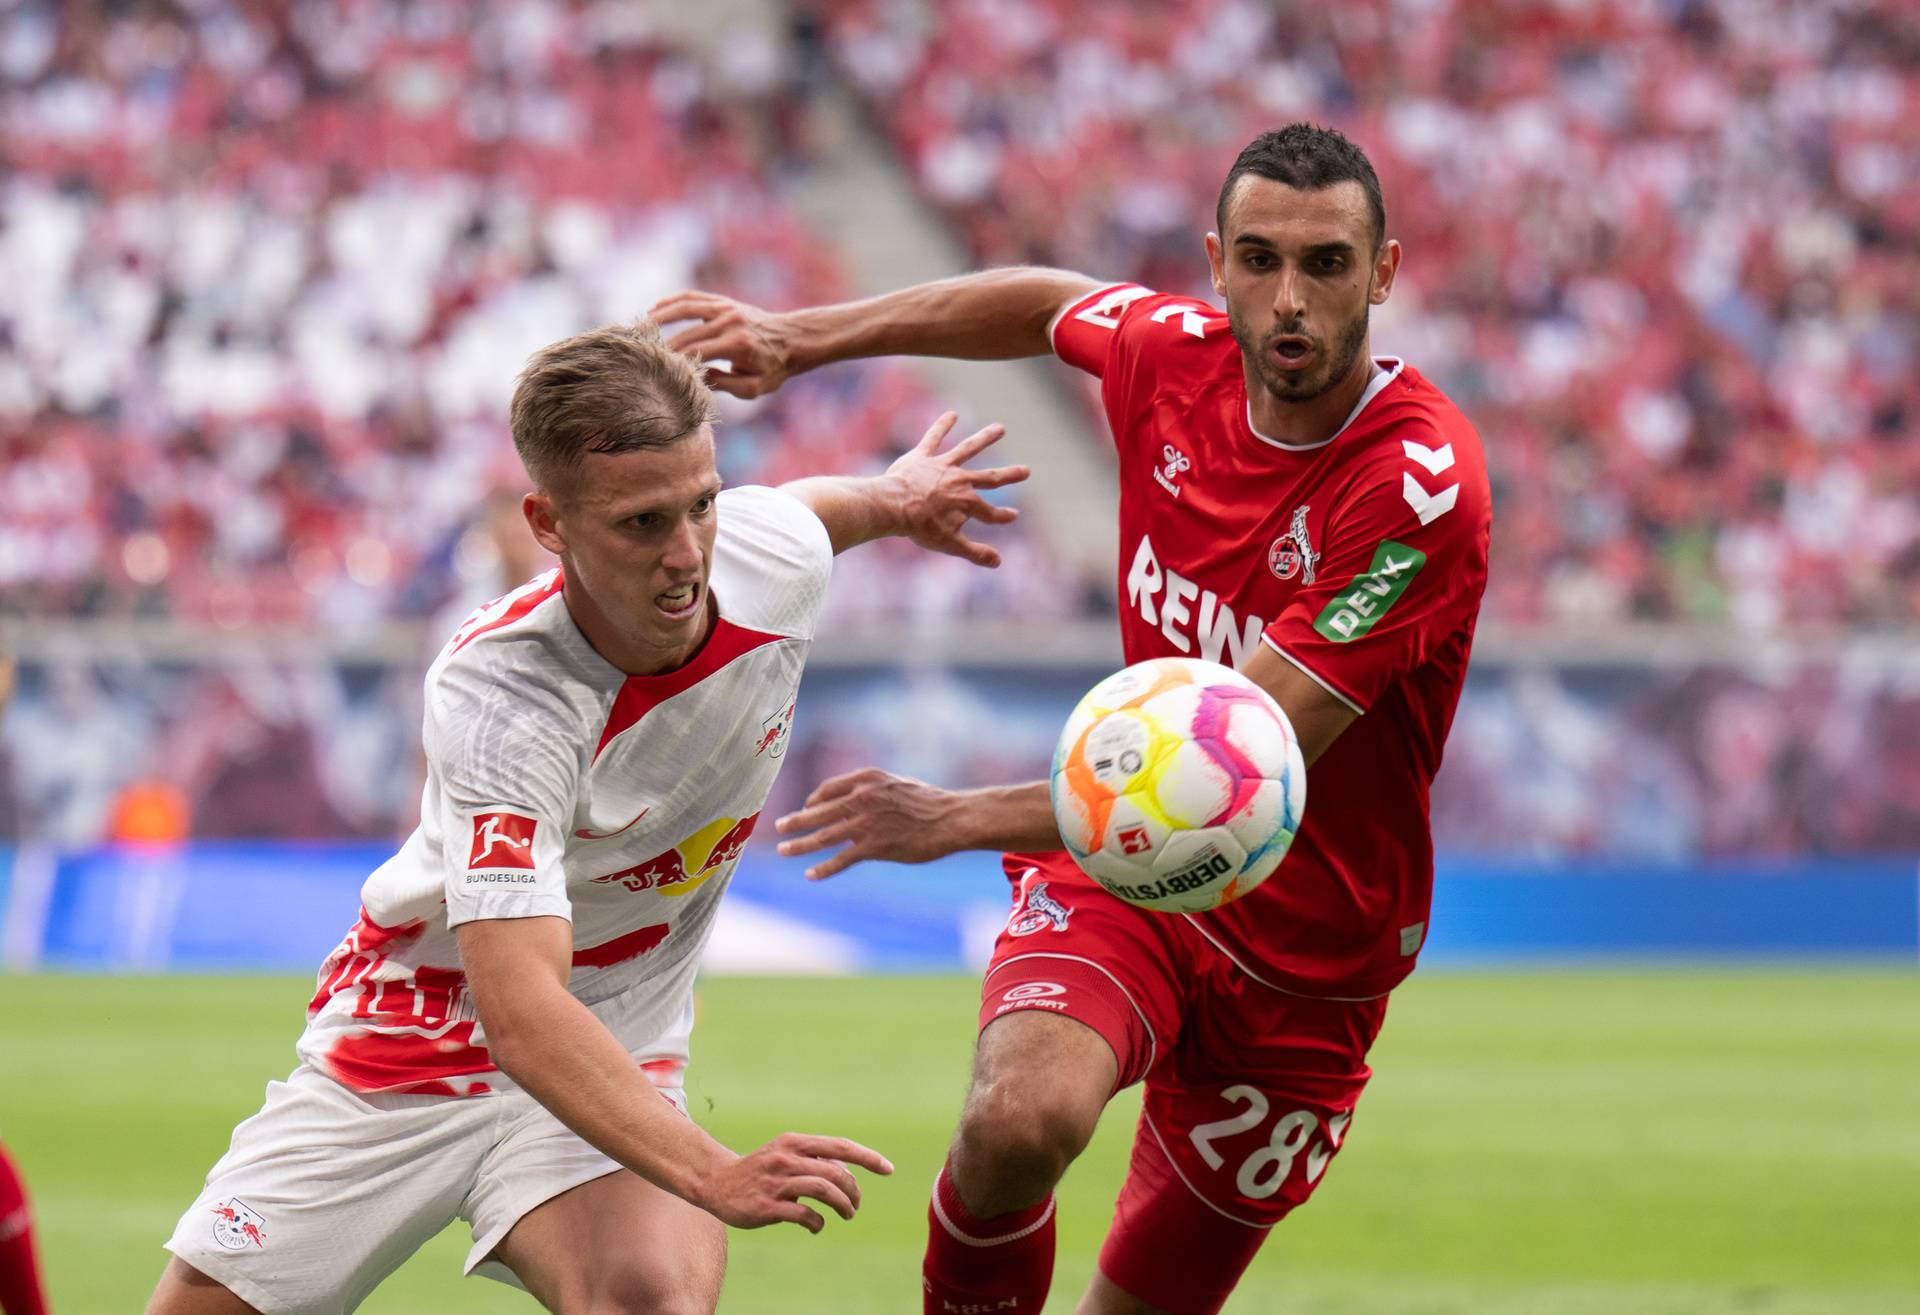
<box><xmin>1050</xmin><ymin>657</ymin><xmax>1306</xmax><ymax>913</ymax></box>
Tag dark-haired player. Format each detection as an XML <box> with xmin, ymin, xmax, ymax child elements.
<box><xmin>654</xmin><ymin>123</ymin><xmax>1491</xmax><ymax>1315</ymax></box>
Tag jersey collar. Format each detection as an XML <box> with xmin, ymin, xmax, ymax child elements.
<box><xmin>1243</xmin><ymin>356</ymin><xmax>1406</xmax><ymax>452</ymax></box>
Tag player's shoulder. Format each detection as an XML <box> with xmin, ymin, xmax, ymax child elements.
<box><xmin>428</xmin><ymin>569</ymin><xmax>601</xmax><ymax>737</ymax></box>
<box><xmin>709</xmin><ymin>485</ymin><xmax>833</xmax><ymax>637</ymax></box>
<box><xmin>1340</xmin><ymin>362</ymin><xmax>1489</xmax><ymax>494</ymax></box>
<box><xmin>1052</xmin><ymin>282</ymin><xmax>1237</xmax><ymax>384</ymax></box>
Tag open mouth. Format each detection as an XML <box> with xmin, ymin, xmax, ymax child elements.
<box><xmin>655</xmin><ymin>581</ymin><xmax>702</xmax><ymax>621</ymax></box>
<box><xmin>1270</xmin><ymin>336</ymin><xmax>1316</xmax><ymax>370</ymax></box>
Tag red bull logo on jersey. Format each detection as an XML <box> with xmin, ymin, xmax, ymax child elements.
<box><xmin>592</xmin><ymin>813</ymin><xmax>760</xmax><ymax>896</ymax></box>
<box><xmin>468</xmin><ymin>812</ymin><xmax>538</xmax><ymax>870</ymax></box>
<box><xmin>1125</xmin><ymin>534</ymin><xmax>1267</xmax><ymax>667</ymax></box>
<box><xmin>210</xmin><ymin>1198</ymin><xmax>268</xmax><ymax>1250</ymax></box>
<box><xmin>756</xmin><ymin>696</ymin><xmax>796</xmax><ymax>758</ymax></box>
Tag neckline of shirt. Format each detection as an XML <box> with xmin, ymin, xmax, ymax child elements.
<box><xmin>1242</xmin><ymin>357</ymin><xmax>1406</xmax><ymax>453</ymax></box>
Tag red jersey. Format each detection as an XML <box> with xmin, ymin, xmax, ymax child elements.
<box><xmin>1050</xmin><ymin>283</ymin><xmax>1491</xmax><ymax>999</ymax></box>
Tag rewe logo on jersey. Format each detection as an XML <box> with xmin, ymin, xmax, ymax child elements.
<box><xmin>592</xmin><ymin>813</ymin><xmax>760</xmax><ymax>897</ymax></box>
<box><xmin>468</xmin><ymin>812</ymin><xmax>538</xmax><ymax>870</ymax></box>
<box><xmin>1125</xmin><ymin>535</ymin><xmax>1267</xmax><ymax>667</ymax></box>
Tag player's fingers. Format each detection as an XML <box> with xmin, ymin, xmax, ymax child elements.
<box><xmin>945</xmin><ymin>422</ymin><xmax>1007</xmax><ymax>463</ymax></box>
<box><xmin>784</xmin><ymin>1175</ymin><xmax>857</xmax><ymax>1221</ymax></box>
<box><xmin>775</xmin><ymin>818</ymin><xmax>856</xmax><ymax>857</ymax></box>
<box><xmin>807</xmin><ymin>1157</ymin><xmax>863</xmax><ymax>1213</ymax></box>
<box><xmin>774</xmin><ymin>1202</ymin><xmax>826</xmax><ymax>1233</ymax></box>
<box><xmin>796</xmin><ymin>772</ymin><xmax>869</xmax><ymax>810</ymax></box>
<box><xmin>947</xmin><ymin>534</ymin><xmax>1002</xmax><ymax>568</ymax></box>
<box><xmin>648</xmin><ymin>290</ymin><xmax>727</xmax><ymax>324</ymax></box>
<box><xmin>968</xmin><ymin>463</ymin><xmax>1031</xmax><ymax>490</ymax></box>
<box><xmin>967</xmin><ymin>498</ymin><xmax>1021</xmax><ymax>525</ymax></box>
<box><xmin>774</xmin><ymin>794</ymin><xmax>854</xmax><ymax>836</ymax></box>
<box><xmin>804</xmin><ymin>845</ymin><xmax>869</xmax><ymax>881</ymax></box>
<box><xmin>787</xmin><ymin>1136</ymin><xmax>895</xmax><ymax>1176</ymax></box>
<box><xmin>663</xmin><ymin>320</ymin><xmax>739</xmax><ymax>358</ymax></box>
<box><xmin>913</xmin><ymin>411</ymin><xmax>959</xmax><ymax>454</ymax></box>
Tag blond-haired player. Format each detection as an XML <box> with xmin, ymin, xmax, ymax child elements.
<box><xmin>146</xmin><ymin>319</ymin><xmax>1028</xmax><ymax>1315</ymax></box>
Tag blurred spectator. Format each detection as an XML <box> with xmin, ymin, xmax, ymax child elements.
<box><xmin>0</xmin><ymin>0</ymin><xmax>1078</xmax><ymax>627</ymax></box>
<box><xmin>823</xmin><ymin>0</ymin><xmax>1920</xmax><ymax>632</ymax></box>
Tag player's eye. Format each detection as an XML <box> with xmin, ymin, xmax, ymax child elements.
<box><xmin>1313</xmin><ymin>255</ymin><xmax>1346</xmax><ymax>274</ymax></box>
<box><xmin>629</xmin><ymin>513</ymin><xmax>657</xmax><ymax>531</ymax></box>
<box><xmin>691</xmin><ymin>495</ymin><xmax>715</xmax><ymax>515</ymax></box>
<box><xmin>1244</xmin><ymin>252</ymin><xmax>1274</xmax><ymax>270</ymax></box>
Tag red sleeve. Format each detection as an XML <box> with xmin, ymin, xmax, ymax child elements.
<box><xmin>1050</xmin><ymin>282</ymin><xmax>1232</xmax><ymax>450</ymax></box>
<box><xmin>1261</xmin><ymin>432</ymin><xmax>1490</xmax><ymax>713</ymax></box>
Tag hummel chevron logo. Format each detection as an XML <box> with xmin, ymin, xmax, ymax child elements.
<box><xmin>1401</xmin><ymin>439</ymin><xmax>1455</xmax><ymax>475</ymax></box>
<box><xmin>1400</xmin><ymin>440</ymin><xmax>1459</xmax><ymax>526</ymax></box>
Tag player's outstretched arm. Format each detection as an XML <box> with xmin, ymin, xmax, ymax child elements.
<box><xmin>775</xmin><ymin>663</ymin><xmax>1358</xmax><ymax>881</ymax></box>
<box><xmin>649</xmin><ymin>267</ymin><xmax>1106</xmax><ymax>398</ymax></box>
<box><xmin>776</xmin><ymin>774</ymin><xmax>1060</xmax><ymax>881</ymax></box>
<box><xmin>781</xmin><ymin>411</ymin><xmax>1029</xmax><ymax>564</ymax></box>
<box><xmin>457</xmin><ymin>916</ymin><xmax>891</xmax><ymax>1231</ymax></box>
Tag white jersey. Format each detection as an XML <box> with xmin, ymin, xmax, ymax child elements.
<box><xmin>297</xmin><ymin>485</ymin><xmax>833</xmax><ymax>1096</ymax></box>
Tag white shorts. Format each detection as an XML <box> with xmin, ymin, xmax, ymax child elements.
<box><xmin>165</xmin><ymin>1001</ymin><xmax>692</xmax><ymax>1315</ymax></box>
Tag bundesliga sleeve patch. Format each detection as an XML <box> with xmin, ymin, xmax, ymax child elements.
<box><xmin>468</xmin><ymin>811</ymin><xmax>539</xmax><ymax>872</ymax></box>
<box><xmin>1313</xmin><ymin>541</ymin><xmax>1426</xmax><ymax>642</ymax></box>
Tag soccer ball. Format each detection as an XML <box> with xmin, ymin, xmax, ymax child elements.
<box><xmin>1049</xmin><ymin>657</ymin><xmax>1306</xmax><ymax>913</ymax></box>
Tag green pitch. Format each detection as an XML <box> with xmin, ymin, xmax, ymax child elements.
<box><xmin>2</xmin><ymin>970</ymin><xmax>1917</xmax><ymax>1314</ymax></box>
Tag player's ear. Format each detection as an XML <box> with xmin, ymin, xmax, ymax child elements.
<box><xmin>1205</xmin><ymin>232</ymin><xmax>1227</xmax><ymax>298</ymax></box>
<box><xmin>524</xmin><ymin>490</ymin><xmax>567</xmax><ymax>556</ymax></box>
<box><xmin>1369</xmin><ymin>238</ymin><xmax>1402</xmax><ymax>306</ymax></box>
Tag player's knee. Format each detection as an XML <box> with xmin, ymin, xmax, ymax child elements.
<box><xmin>573</xmin><ymin>1245</ymin><xmax>723</xmax><ymax>1315</ymax></box>
<box><xmin>955</xmin><ymin>1074</ymin><xmax>1101</xmax><ymax>1210</ymax></box>
<box><xmin>576</xmin><ymin>1273</ymin><xmax>715</xmax><ymax>1315</ymax></box>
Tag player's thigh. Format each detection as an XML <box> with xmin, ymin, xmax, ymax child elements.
<box><xmin>489</xmin><ymin>1168</ymin><xmax>726</xmax><ymax>1315</ymax></box>
<box><xmin>979</xmin><ymin>852</ymin><xmax>1193</xmax><ymax>1092</ymax></box>
<box><xmin>145</xmin><ymin>1257</ymin><xmax>263</xmax><ymax>1315</ymax></box>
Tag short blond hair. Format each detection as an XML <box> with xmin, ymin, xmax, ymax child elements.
<box><xmin>509</xmin><ymin>319</ymin><xmax>717</xmax><ymax>488</ymax></box>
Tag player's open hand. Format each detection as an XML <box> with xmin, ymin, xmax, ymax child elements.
<box><xmin>649</xmin><ymin>290</ymin><xmax>796</xmax><ymax>399</ymax></box>
<box><xmin>885</xmin><ymin>411</ymin><xmax>1030</xmax><ymax>568</ymax></box>
<box><xmin>695</xmin><ymin>1132</ymin><xmax>893</xmax><ymax>1233</ymax></box>
<box><xmin>776</xmin><ymin>768</ymin><xmax>963</xmax><ymax>879</ymax></box>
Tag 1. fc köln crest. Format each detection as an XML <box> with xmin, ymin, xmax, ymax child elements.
<box><xmin>1268</xmin><ymin>505</ymin><xmax>1320</xmax><ymax>583</ymax></box>
<box><xmin>210</xmin><ymin>1198</ymin><xmax>268</xmax><ymax>1250</ymax></box>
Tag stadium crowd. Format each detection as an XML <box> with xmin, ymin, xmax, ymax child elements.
<box><xmin>824</xmin><ymin>0</ymin><xmax>1920</xmax><ymax>632</ymax></box>
<box><xmin>0</xmin><ymin>0</ymin><xmax>1077</xmax><ymax>629</ymax></box>
<box><xmin>4</xmin><ymin>0</ymin><xmax>1917</xmax><ymax>860</ymax></box>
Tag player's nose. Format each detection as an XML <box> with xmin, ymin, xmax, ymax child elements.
<box><xmin>1272</xmin><ymin>267</ymin><xmax>1307</xmax><ymax>321</ymax></box>
<box><xmin>661</xmin><ymin>518</ymin><xmax>704</xmax><ymax>573</ymax></box>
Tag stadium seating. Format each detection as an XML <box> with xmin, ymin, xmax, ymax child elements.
<box><xmin>822</xmin><ymin>0</ymin><xmax>1920</xmax><ymax>631</ymax></box>
<box><xmin>0</xmin><ymin>0</ymin><xmax>1079</xmax><ymax>626</ymax></box>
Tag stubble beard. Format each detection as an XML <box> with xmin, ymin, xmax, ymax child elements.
<box><xmin>1230</xmin><ymin>300</ymin><xmax>1372</xmax><ymax>405</ymax></box>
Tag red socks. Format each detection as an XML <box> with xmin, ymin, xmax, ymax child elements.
<box><xmin>922</xmin><ymin>1157</ymin><xmax>1056</xmax><ymax>1315</ymax></box>
<box><xmin>0</xmin><ymin>1142</ymin><xmax>49</xmax><ymax>1315</ymax></box>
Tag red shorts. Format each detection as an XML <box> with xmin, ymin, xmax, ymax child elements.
<box><xmin>980</xmin><ymin>852</ymin><xmax>1389</xmax><ymax>1315</ymax></box>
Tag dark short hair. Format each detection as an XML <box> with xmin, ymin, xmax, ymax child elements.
<box><xmin>1216</xmin><ymin>123</ymin><xmax>1386</xmax><ymax>251</ymax></box>
<box><xmin>509</xmin><ymin>319</ymin><xmax>717</xmax><ymax>489</ymax></box>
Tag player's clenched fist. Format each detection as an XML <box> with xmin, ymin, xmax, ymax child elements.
<box><xmin>692</xmin><ymin>1132</ymin><xmax>893</xmax><ymax>1233</ymax></box>
<box><xmin>650</xmin><ymin>291</ymin><xmax>796</xmax><ymax>398</ymax></box>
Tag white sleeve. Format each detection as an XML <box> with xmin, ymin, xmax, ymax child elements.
<box><xmin>426</xmin><ymin>656</ymin><xmax>581</xmax><ymax>928</ymax></box>
<box><xmin>712</xmin><ymin>485</ymin><xmax>835</xmax><ymax>639</ymax></box>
